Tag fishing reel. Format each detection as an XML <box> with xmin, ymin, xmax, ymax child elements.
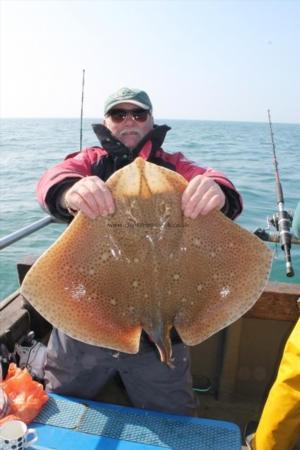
<box><xmin>268</xmin><ymin>210</ymin><xmax>293</xmax><ymax>232</ymax></box>
<box><xmin>254</xmin><ymin>210</ymin><xmax>300</xmax><ymax>246</ymax></box>
<box><xmin>254</xmin><ymin>209</ymin><xmax>298</xmax><ymax>277</ymax></box>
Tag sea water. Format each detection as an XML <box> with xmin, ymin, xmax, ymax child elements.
<box><xmin>0</xmin><ymin>118</ymin><xmax>300</xmax><ymax>300</ymax></box>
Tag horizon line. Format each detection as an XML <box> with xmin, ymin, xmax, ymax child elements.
<box><xmin>0</xmin><ymin>116</ymin><xmax>299</xmax><ymax>126</ymax></box>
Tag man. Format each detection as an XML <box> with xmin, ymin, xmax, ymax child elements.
<box><xmin>37</xmin><ymin>87</ymin><xmax>242</xmax><ymax>416</ymax></box>
<box><xmin>249</xmin><ymin>318</ymin><xmax>300</xmax><ymax>449</ymax></box>
<box><xmin>248</xmin><ymin>205</ymin><xmax>300</xmax><ymax>449</ymax></box>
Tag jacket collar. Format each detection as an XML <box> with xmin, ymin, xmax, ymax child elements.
<box><xmin>92</xmin><ymin>123</ymin><xmax>171</xmax><ymax>159</ymax></box>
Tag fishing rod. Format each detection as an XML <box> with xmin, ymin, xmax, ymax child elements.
<box><xmin>80</xmin><ymin>69</ymin><xmax>85</xmax><ymax>150</ymax></box>
<box><xmin>268</xmin><ymin>109</ymin><xmax>294</xmax><ymax>277</ymax></box>
<box><xmin>255</xmin><ymin>110</ymin><xmax>295</xmax><ymax>277</ymax></box>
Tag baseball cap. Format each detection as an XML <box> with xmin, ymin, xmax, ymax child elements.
<box><xmin>104</xmin><ymin>87</ymin><xmax>152</xmax><ymax>115</ymax></box>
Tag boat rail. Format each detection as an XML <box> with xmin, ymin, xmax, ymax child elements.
<box><xmin>254</xmin><ymin>228</ymin><xmax>300</xmax><ymax>245</ymax></box>
<box><xmin>2</xmin><ymin>215</ymin><xmax>300</xmax><ymax>253</ymax></box>
<box><xmin>0</xmin><ymin>215</ymin><xmax>56</xmax><ymax>250</ymax></box>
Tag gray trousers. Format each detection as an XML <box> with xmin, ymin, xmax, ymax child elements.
<box><xmin>45</xmin><ymin>328</ymin><xmax>198</xmax><ymax>416</ymax></box>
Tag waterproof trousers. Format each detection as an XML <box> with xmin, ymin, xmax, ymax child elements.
<box><xmin>44</xmin><ymin>328</ymin><xmax>198</xmax><ymax>416</ymax></box>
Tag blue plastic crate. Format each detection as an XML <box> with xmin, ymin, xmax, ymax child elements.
<box><xmin>33</xmin><ymin>394</ymin><xmax>241</xmax><ymax>450</ymax></box>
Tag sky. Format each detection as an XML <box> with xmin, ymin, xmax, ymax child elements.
<box><xmin>0</xmin><ymin>0</ymin><xmax>299</xmax><ymax>123</ymax></box>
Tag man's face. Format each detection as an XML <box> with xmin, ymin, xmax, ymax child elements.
<box><xmin>104</xmin><ymin>102</ymin><xmax>154</xmax><ymax>149</ymax></box>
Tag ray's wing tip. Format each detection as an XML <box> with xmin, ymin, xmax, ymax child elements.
<box><xmin>174</xmin><ymin>274</ymin><xmax>272</xmax><ymax>348</ymax></box>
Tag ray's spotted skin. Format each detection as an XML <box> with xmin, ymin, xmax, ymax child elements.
<box><xmin>21</xmin><ymin>158</ymin><xmax>272</xmax><ymax>365</ymax></box>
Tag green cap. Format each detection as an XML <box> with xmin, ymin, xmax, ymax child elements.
<box><xmin>104</xmin><ymin>87</ymin><xmax>152</xmax><ymax>115</ymax></box>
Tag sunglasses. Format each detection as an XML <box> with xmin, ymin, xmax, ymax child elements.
<box><xmin>107</xmin><ymin>108</ymin><xmax>150</xmax><ymax>123</ymax></box>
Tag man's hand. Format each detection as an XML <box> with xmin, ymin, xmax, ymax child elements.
<box><xmin>61</xmin><ymin>176</ymin><xmax>115</xmax><ymax>219</ymax></box>
<box><xmin>181</xmin><ymin>175</ymin><xmax>226</xmax><ymax>219</ymax></box>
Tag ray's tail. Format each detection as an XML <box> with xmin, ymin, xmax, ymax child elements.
<box><xmin>144</xmin><ymin>322</ymin><xmax>174</xmax><ymax>368</ymax></box>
